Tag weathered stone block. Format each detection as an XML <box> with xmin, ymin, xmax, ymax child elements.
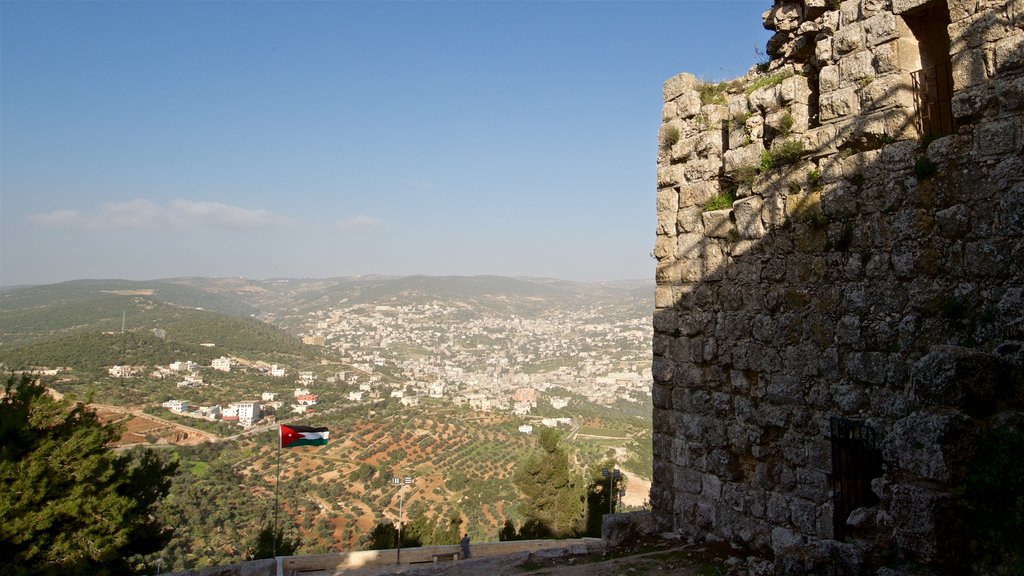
<box><xmin>951</xmin><ymin>46</ymin><xmax>990</xmax><ymax>90</ymax></box>
<box><xmin>664</xmin><ymin>72</ymin><xmax>699</xmax><ymax>102</ymax></box>
<box><xmin>702</xmin><ymin>209</ymin><xmax>735</xmax><ymax>239</ymax></box>
<box><xmin>657</xmin><ymin>164</ymin><xmax>686</xmax><ymax>187</ymax></box>
<box><xmin>734</xmin><ymin>195</ymin><xmax>766</xmax><ymax>239</ymax></box>
<box><xmin>976</xmin><ymin>119</ymin><xmax>1019</xmax><ymax>156</ymax></box>
<box><xmin>864</xmin><ymin>12</ymin><xmax>899</xmax><ymax>46</ymax></box>
<box><xmin>883</xmin><ymin>410</ymin><xmax>979</xmax><ymax>483</ymax></box>
<box><xmin>889</xmin><ymin>484</ymin><xmax>963</xmax><ymax>566</ymax></box>
<box><xmin>780</xmin><ymin>75</ymin><xmax>811</xmax><ymax>105</ymax></box>
<box><xmin>820</xmin><ymin>87</ymin><xmax>860</xmax><ymax>121</ymax></box>
<box><xmin>834</xmin><ymin>22</ymin><xmax>864</xmax><ymax>55</ymax></box>
<box><xmin>995</xmin><ymin>31</ymin><xmax>1024</xmax><ymax>73</ymax></box>
<box><xmin>909</xmin><ymin>345</ymin><xmax>1006</xmax><ymax>415</ymax></box>
<box><xmin>840</xmin><ymin>50</ymin><xmax>877</xmax><ymax>86</ymax></box>
<box><xmin>815</xmin><ymin>64</ymin><xmax>839</xmax><ymax>92</ymax></box>
<box><xmin>676</xmin><ymin>206</ymin><xmax>702</xmax><ymax>234</ymax></box>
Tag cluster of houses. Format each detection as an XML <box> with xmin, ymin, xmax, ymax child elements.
<box><xmin>160</xmin><ymin>387</ymin><xmax>319</xmax><ymax>428</ymax></box>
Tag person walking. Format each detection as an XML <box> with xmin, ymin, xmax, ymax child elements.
<box><xmin>460</xmin><ymin>533</ymin><xmax>470</xmax><ymax>559</ymax></box>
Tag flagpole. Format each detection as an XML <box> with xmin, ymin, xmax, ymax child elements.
<box><xmin>273</xmin><ymin>425</ymin><xmax>281</xmax><ymax>558</ymax></box>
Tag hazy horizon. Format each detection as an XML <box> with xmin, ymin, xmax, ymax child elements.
<box><xmin>1</xmin><ymin>1</ymin><xmax>772</xmax><ymax>287</ymax></box>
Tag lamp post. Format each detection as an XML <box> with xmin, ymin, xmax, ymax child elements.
<box><xmin>390</xmin><ymin>476</ymin><xmax>414</xmax><ymax>565</ymax></box>
<box><xmin>602</xmin><ymin>468</ymin><xmax>621</xmax><ymax>514</ymax></box>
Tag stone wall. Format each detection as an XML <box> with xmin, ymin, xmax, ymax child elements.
<box><xmin>652</xmin><ymin>0</ymin><xmax>1023</xmax><ymax>573</ymax></box>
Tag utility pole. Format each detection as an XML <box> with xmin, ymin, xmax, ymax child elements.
<box><xmin>390</xmin><ymin>476</ymin><xmax>414</xmax><ymax>565</ymax></box>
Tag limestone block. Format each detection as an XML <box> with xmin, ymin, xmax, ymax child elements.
<box><xmin>909</xmin><ymin>346</ymin><xmax>1007</xmax><ymax>415</ymax></box>
<box><xmin>734</xmin><ymin>195</ymin><xmax>766</xmax><ymax>240</ymax></box>
<box><xmin>994</xmin><ymin>31</ymin><xmax>1024</xmax><ymax>73</ymax></box>
<box><xmin>679</xmin><ymin>258</ymin><xmax>703</xmax><ymax>282</ymax></box>
<box><xmin>996</xmin><ymin>73</ymin><xmax>1024</xmax><ymax>110</ymax></box>
<box><xmin>780</xmin><ymin>75</ymin><xmax>811</xmax><ymax>105</ymax></box>
<box><xmin>652</xmin><ymin>357</ymin><xmax>674</xmax><ymax>384</ymax></box>
<box><xmin>949</xmin><ymin>10</ymin><xmax>1012</xmax><ymax>52</ymax></box>
<box><xmin>1001</xmin><ymin>181</ymin><xmax>1024</xmax><ymax>235</ymax></box>
<box><xmin>657</xmin><ymin>163</ymin><xmax>686</xmax><ymax>188</ymax></box>
<box><xmin>975</xmin><ymin>119</ymin><xmax>1019</xmax><ymax>157</ymax></box>
<box><xmin>664</xmin><ymin>72</ymin><xmax>699</xmax><ymax>102</ymax></box>
<box><xmin>724</xmin><ymin>142</ymin><xmax>765</xmax><ymax>174</ymax></box>
<box><xmin>702</xmin><ymin>209</ymin><xmax>735</xmax><ymax>239</ymax></box>
<box><xmin>871</xmin><ymin>41</ymin><xmax>900</xmax><ymax>74</ymax></box>
<box><xmin>769</xmin><ymin>2</ymin><xmax>804</xmax><ymax>32</ymax></box>
<box><xmin>654</xmin><ymin>235</ymin><xmax>675</xmax><ymax>261</ymax></box>
<box><xmin>661</xmin><ymin>100</ymin><xmax>678</xmax><ymax>122</ymax></box>
<box><xmin>675</xmin><ymin>89</ymin><xmax>703</xmax><ymax>119</ymax></box>
<box><xmin>803</xmin><ymin>124</ymin><xmax>839</xmax><ymax>157</ymax></box>
<box><xmin>864</xmin><ymin>12</ymin><xmax>899</xmax><ymax>46</ymax></box>
<box><xmin>675</xmin><ymin>232</ymin><xmax>705</xmax><ymax>260</ymax></box>
<box><xmin>820</xmin><ymin>86</ymin><xmax>859</xmax><ymax>121</ymax></box>
<box><xmin>657</xmin><ymin>210</ymin><xmax>675</xmax><ymax>236</ymax></box>
<box><xmin>770</xmin><ymin>526</ymin><xmax>803</xmax><ymax>558</ymax></box>
<box><xmin>602</xmin><ymin>511</ymin><xmax>658</xmax><ymax>548</ymax></box>
<box><xmin>654</xmin><ymin>288</ymin><xmax>675</xmax><ymax>312</ymax></box>
<box><xmin>892</xmin><ymin>0</ymin><xmax>932</xmax><ymax>14</ymax></box>
<box><xmin>889</xmin><ymin>484</ymin><xmax>959</xmax><ymax>565</ymax></box>
<box><xmin>816</xmin><ymin>36</ymin><xmax>834</xmax><ymax>65</ymax></box>
<box><xmin>789</xmin><ymin>497</ymin><xmax>818</xmax><ymax>534</ymax></box>
<box><xmin>785</xmin><ymin>190</ymin><xmax>823</xmax><ymax>222</ymax></box>
<box><xmin>656</xmin><ymin>186</ymin><xmax>678</xmax><ymax>215</ymax></box>
<box><xmin>656</xmin><ymin>260</ymin><xmax>681</xmax><ymax>284</ymax></box>
<box><xmin>833</xmin><ymin>22</ymin><xmax>864</xmax><ymax>56</ymax></box>
<box><xmin>839</xmin><ymin>50</ymin><xmax>875</xmax><ymax>86</ymax></box>
<box><xmin>676</xmin><ymin>206</ymin><xmax>703</xmax><ymax>233</ymax></box>
<box><xmin>749</xmin><ymin>84</ymin><xmax>782</xmax><ymax>113</ymax></box>
<box><xmin>679</xmin><ymin>181</ymin><xmax>720</xmax><ymax>208</ymax></box>
<box><xmin>951</xmin><ymin>46</ymin><xmax>989</xmax><ymax>90</ymax></box>
<box><xmin>840</xmin><ymin>1</ymin><xmax>860</xmax><ymax>27</ymax></box>
<box><xmin>882</xmin><ymin>410</ymin><xmax>979</xmax><ymax>483</ymax></box>
<box><xmin>860</xmin><ymin>73</ymin><xmax>915</xmax><ymax>111</ymax></box>
<box><xmin>946</xmin><ymin>0</ymin><xmax>980</xmax><ymax>22</ymax></box>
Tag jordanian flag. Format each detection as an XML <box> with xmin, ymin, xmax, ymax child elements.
<box><xmin>280</xmin><ymin>424</ymin><xmax>329</xmax><ymax>448</ymax></box>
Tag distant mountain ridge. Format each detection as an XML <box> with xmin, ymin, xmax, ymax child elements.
<box><xmin>0</xmin><ymin>275</ymin><xmax>653</xmax><ymax>357</ymax></box>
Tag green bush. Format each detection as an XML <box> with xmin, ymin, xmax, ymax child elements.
<box><xmin>744</xmin><ymin>70</ymin><xmax>796</xmax><ymax>96</ymax></box>
<box><xmin>758</xmin><ymin>139</ymin><xmax>805</xmax><ymax>172</ymax></box>
<box><xmin>914</xmin><ymin>156</ymin><xmax>937</xmax><ymax>179</ymax></box>
<box><xmin>779</xmin><ymin>112</ymin><xmax>794</xmax><ymax>136</ymax></box>
<box><xmin>662</xmin><ymin>125</ymin><xmax>680</xmax><ymax>148</ymax></box>
<box><xmin>702</xmin><ymin>189</ymin><xmax>736</xmax><ymax>212</ymax></box>
<box><xmin>698</xmin><ymin>82</ymin><xmax>727</xmax><ymax>105</ymax></box>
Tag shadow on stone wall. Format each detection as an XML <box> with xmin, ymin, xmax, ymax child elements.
<box><xmin>651</xmin><ymin>1</ymin><xmax>1024</xmax><ymax>573</ymax></box>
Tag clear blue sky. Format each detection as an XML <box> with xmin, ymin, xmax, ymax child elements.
<box><xmin>1</xmin><ymin>0</ymin><xmax>771</xmax><ymax>286</ymax></box>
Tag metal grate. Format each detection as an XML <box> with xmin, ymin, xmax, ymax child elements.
<box><xmin>911</xmin><ymin>62</ymin><xmax>956</xmax><ymax>140</ymax></box>
<box><xmin>829</xmin><ymin>416</ymin><xmax>883</xmax><ymax>541</ymax></box>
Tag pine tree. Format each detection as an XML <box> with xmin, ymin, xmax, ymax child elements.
<box><xmin>0</xmin><ymin>375</ymin><xmax>177</xmax><ymax>576</ymax></box>
<box><xmin>513</xmin><ymin>427</ymin><xmax>585</xmax><ymax>538</ymax></box>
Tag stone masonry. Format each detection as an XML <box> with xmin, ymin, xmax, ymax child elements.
<box><xmin>652</xmin><ymin>1</ymin><xmax>1023</xmax><ymax>574</ymax></box>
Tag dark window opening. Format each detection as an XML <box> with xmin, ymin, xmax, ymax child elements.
<box><xmin>829</xmin><ymin>417</ymin><xmax>883</xmax><ymax>541</ymax></box>
<box><xmin>902</xmin><ymin>1</ymin><xmax>955</xmax><ymax>138</ymax></box>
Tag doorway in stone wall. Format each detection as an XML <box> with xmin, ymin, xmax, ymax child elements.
<box><xmin>901</xmin><ymin>0</ymin><xmax>956</xmax><ymax>139</ymax></box>
<box><xmin>829</xmin><ymin>416</ymin><xmax>883</xmax><ymax>541</ymax></box>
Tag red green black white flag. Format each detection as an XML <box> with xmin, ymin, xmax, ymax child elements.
<box><xmin>280</xmin><ymin>424</ymin><xmax>329</xmax><ymax>448</ymax></box>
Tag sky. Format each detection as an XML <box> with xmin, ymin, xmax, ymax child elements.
<box><xmin>0</xmin><ymin>0</ymin><xmax>772</xmax><ymax>287</ymax></box>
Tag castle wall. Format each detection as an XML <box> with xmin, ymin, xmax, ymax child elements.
<box><xmin>652</xmin><ymin>1</ymin><xmax>1023</xmax><ymax>572</ymax></box>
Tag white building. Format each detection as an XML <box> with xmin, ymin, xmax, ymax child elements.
<box><xmin>212</xmin><ymin>356</ymin><xmax>232</xmax><ymax>372</ymax></box>
<box><xmin>108</xmin><ymin>365</ymin><xmax>136</xmax><ymax>378</ymax></box>
<box><xmin>228</xmin><ymin>401</ymin><xmax>259</xmax><ymax>427</ymax></box>
<box><xmin>169</xmin><ymin>360</ymin><xmax>198</xmax><ymax>372</ymax></box>
<box><xmin>270</xmin><ymin>364</ymin><xmax>286</xmax><ymax>378</ymax></box>
<box><xmin>162</xmin><ymin>399</ymin><xmax>189</xmax><ymax>413</ymax></box>
<box><xmin>262</xmin><ymin>392</ymin><xmax>277</xmax><ymax>401</ymax></box>
<box><xmin>518</xmin><ymin>424</ymin><xmax>534</xmax><ymax>434</ymax></box>
<box><xmin>298</xmin><ymin>371</ymin><xmax>316</xmax><ymax>384</ymax></box>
